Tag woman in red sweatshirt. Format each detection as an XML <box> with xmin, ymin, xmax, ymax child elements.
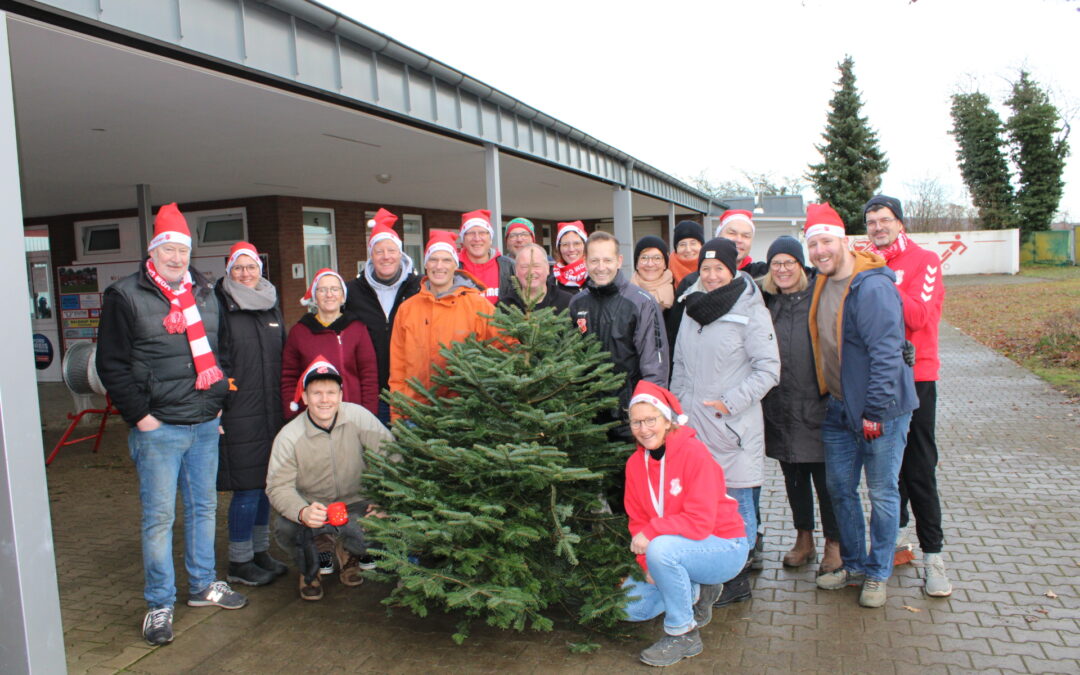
<box><xmin>622</xmin><ymin>381</ymin><xmax>748</xmax><ymax>667</ymax></box>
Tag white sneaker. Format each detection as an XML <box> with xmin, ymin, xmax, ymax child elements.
<box><xmin>923</xmin><ymin>552</ymin><xmax>953</xmax><ymax>597</ymax></box>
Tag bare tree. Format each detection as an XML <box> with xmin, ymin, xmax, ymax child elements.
<box><xmin>686</xmin><ymin>169</ymin><xmax>807</xmax><ymax>200</ymax></box>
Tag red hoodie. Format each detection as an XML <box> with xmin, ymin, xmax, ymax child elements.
<box><xmin>624</xmin><ymin>425</ymin><xmax>745</xmax><ymax>573</ymax></box>
<box><xmin>458</xmin><ymin>249</ymin><xmax>506</xmax><ymax>305</ymax></box>
<box><xmin>884</xmin><ymin>239</ymin><xmax>944</xmax><ymax>382</ymax></box>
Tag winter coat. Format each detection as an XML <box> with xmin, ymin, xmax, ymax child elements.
<box><xmin>667</xmin><ymin>259</ymin><xmax>768</xmax><ymax>360</ymax></box>
<box><xmin>761</xmin><ymin>274</ymin><xmax>826</xmax><ymax>464</ymax></box>
<box><xmin>624</xmin><ymin>425</ymin><xmax>745</xmax><ymax>574</ymax></box>
<box><xmin>97</xmin><ymin>262</ymin><xmax>228</xmax><ymax>427</ymax></box>
<box><xmin>388</xmin><ymin>271</ymin><xmax>500</xmax><ymax>415</ymax></box>
<box><xmin>568</xmin><ymin>272</ymin><xmax>669</xmax><ymax>436</ymax></box>
<box><xmin>281</xmin><ymin>312</ymin><xmax>379</xmax><ymax>419</ymax></box>
<box><xmin>670</xmin><ymin>275</ymin><xmax>780</xmax><ymax>488</ymax></box>
<box><xmin>214</xmin><ymin>279</ymin><xmax>285</xmax><ymax>491</ymax></box>
<box><xmin>808</xmin><ymin>251</ymin><xmax>918</xmax><ymax>426</ymax></box>
<box><xmin>265</xmin><ymin>402</ymin><xmax>393</xmax><ymax>523</ymax></box>
<box><xmin>344</xmin><ymin>261</ymin><xmax>421</xmax><ymax>395</ymax></box>
<box><xmin>497</xmin><ymin>274</ymin><xmax>573</xmax><ymax>314</ymax></box>
<box><xmin>884</xmin><ymin>240</ymin><xmax>944</xmax><ymax>382</ymax></box>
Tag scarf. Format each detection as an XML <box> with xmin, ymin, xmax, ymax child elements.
<box><xmin>223</xmin><ymin>275</ymin><xmax>277</xmax><ymax>311</ymax></box>
<box><xmin>668</xmin><ymin>255</ymin><xmax>698</xmax><ymax>287</ymax></box>
<box><xmin>684</xmin><ymin>275</ymin><xmax>747</xmax><ymax>327</ymax></box>
<box><xmin>145</xmin><ymin>260</ymin><xmax>223</xmax><ymax>390</ymax></box>
<box><xmin>632</xmin><ymin>269</ymin><xmax>675</xmax><ymax>309</ymax></box>
<box><xmin>738</xmin><ymin>256</ymin><xmax>753</xmax><ymax>270</ymax></box>
<box><xmin>867</xmin><ymin>231</ymin><xmax>911</xmax><ymax>263</ymax></box>
<box><xmin>553</xmin><ymin>258</ymin><xmax>588</xmax><ymax>288</ymax></box>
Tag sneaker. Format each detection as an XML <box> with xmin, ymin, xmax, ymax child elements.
<box><xmin>253</xmin><ymin>550</ymin><xmax>289</xmax><ymax>578</ymax></box>
<box><xmin>692</xmin><ymin>584</ymin><xmax>724</xmax><ymax>629</ymax></box>
<box><xmin>315</xmin><ymin>534</ymin><xmax>336</xmax><ymax>575</ymax></box>
<box><xmin>227</xmin><ymin>560</ymin><xmax>276</xmax><ymax>586</ymax></box>
<box><xmin>713</xmin><ymin>568</ymin><xmax>751</xmax><ymax>607</ymax></box>
<box><xmin>299</xmin><ymin>573</ymin><xmax>323</xmax><ymax>601</ymax></box>
<box><xmin>335</xmin><ymin>540</ymin><xmax>365</xmax><ymax>587</ymax></box>
<box><xmin>859</xmin><ymin>578</ymin><xmax>888</xmax><ymax>608</ymax></box>
<box><xmin>141</xmin><ymin>607</ymin><xmax>174</xmax><ymax>646</ymax></box>
<box><xmin>923</xmin><ymin>553</ymin><xmax>953</xmax><ymax>597</ymax></box>
<box><xmin>750</xmin><ymin>533</ymin><xmax>765</xmax><ymax>570</ymax></box>
<box><xmin>816</xmin><ymin>567</ymin><xmax>865</xmax><ymax>590</ymax></box>
<box><xmin>355</xmin><ymin>554</ymin><xmax>378</xmax><ymax>571</ymax></box>
<box><xmin>187</xmin><ymin>580</ymin><xmax>248</xmax><ymax>609</ymax></box>
<box><xmin>639</xmin><ymin>629</ymin><xmax>703</xmax><ymax>667</ymax></box>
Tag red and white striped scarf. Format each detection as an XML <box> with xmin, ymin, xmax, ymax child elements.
<box><xmin>145</xmin><ymin>260</ymin><xmax>224</xmax><ymax>390</ymax></box>
<box><xmin>553</xmin><ymin>258</ymin><xmax>588</xmax><ymax>288</ymax></box>
<box><xmin>867</xmin><ymin>231</ymin><xmax>911</xmax><ymax>263</ymax></box>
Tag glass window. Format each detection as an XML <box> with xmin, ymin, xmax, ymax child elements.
<box><xmin>403</xmin><ymin>214</ymin><xmax>423</xmax><ymax>267</ymax></box>
<box><xmin>200</xmin><ymin>217</ymin><xmax>244</xmax><ymax>244</ymax></box>
<box><xmin>83</xmin><ymin>225</ymin><xmax>121</xmax><ymax>252</ymax></box>
<box><xmin>303</xmin><ymin>208</ymin><xmax>336</xmax><ymax>287</ymax></box>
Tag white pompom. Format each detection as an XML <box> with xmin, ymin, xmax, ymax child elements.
<box><xmin>290</xmin><ymin>401</ymin><xmax>299</xmax><ymax>412</ymax></box>
<box><xmin>676</xmin><ymin>414</ymin><xmax>689</xmax><ymax>425</ymax></box>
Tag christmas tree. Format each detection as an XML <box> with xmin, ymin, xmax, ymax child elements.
<box><xmin>363</xmin><ymin>297</ymin><xmax>636</xmax><ymax>643</ymax></box>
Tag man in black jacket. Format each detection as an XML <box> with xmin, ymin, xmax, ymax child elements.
<box><xmin>344</xmin><ymin>210</ymin><xmax>421</xmax><ymax>425</ymax></box>
<box><xmin>96</xmin><ymin>204</ymin><xmax>245</xmax><ymax>647</ymax></box>
<box><xmin>498</xmin><ymin>243</ymin><xmax>572</xmax><ymax>313</ymax></box>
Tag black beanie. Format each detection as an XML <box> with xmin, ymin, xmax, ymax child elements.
<box><xmin>863</xmin><ymin>194</ymin><xmax>904</xmax><ymax>223</ymax></box>
<box><xmin>634</xmin><ymin>235</ymin><xmax>669</xmax><ymax>270</ymax></box>
<box><xmin>698</xmin><ymin>237</ymin><xmax>738</xmax><ymax>277</ymax></box>
<box><xmin>766</xmin><ymin>235</ymin><xmax>805</xmax><ymax>268</ymax></box>
<box><xmin>673</xmin><ymin>220</ymin><xmax>705</xmax><ymax>247</ymax></box>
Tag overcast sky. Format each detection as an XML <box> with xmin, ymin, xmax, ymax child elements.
<box><xmin>321</xmin><ymin>0</ymin><xmax>1078</xmax><ymax>219</ymax></box>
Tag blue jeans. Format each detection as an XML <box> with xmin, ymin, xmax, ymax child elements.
<box><xmin>623</xmin><ymin>535</ymin><xmax>748</xmax><ymax>635</ymax></box>
<box><xmin>228</xmin><ymin>489</ymin><xmax>271</xmax><ymax>562</ymax></box>
<box><xmin>728</xmin><ymin>487</ymin><xmax>760</xmax><ymax>551</ymax></box>
<box><xmin>129</xmin><ymin>419</ymin><xmax>220</xmax><ymax>609</ymax></box>
<box><xmin>822</xmin><ymin>396</ymin><xmax>911</xmax><ymax>581</ymax></box>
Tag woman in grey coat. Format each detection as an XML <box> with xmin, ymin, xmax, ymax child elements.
<box><xmin>670</xmin><ymin>237</ymin><xmax>780</xmax><ymax>607</ymax></box>
<box><xmin>760</xmin><ymin>236</ymin><xmax>841</xmax><ymax>574</ymax></box>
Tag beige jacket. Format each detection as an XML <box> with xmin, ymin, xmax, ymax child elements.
<box><xmin>265</xmin><ymin>402</ymin><xmax>393</xmax><ymax>523</ymax></box>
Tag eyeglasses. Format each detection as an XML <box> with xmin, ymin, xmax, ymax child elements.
<box><xmin>231</xmin><ymin>265</ymin><xmax>260</xmax><ymax>274</ymax></box>
<box><xmin>769</xmin><ymin>260</ymin><xmax>799</xmax><ymax>270</ymax></box>
<box><xmin>629</xmin><ymin>416</ymin><xmax>661</xmax><ymax>430</ymax></box>
<box><xmin>315</xmin><ymin>287</ymin><xmax>343</xmax><ymax>296</ymax></box>
<box><xmin>865</xmin><ymin>216</ymin><xmax>897</xmax><ymax>228</ymax></box>
<box><xmin>638</xmin><ymin>255</ymin><xmax>665</xmax><ymax>264</ymax></box>
<box><xmin>506</xmin><ymin>231</ymin><xmax>532</xmax><ymax>240</ymax></box>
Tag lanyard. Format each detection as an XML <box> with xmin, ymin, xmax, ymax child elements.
<box><xmin>644</xmin><ymin>451</ymin><xmax>665</xmax><ymax>517</ymax></box>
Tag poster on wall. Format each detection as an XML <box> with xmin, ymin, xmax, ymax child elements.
<box><xmin>58</xmin><ymin>266</ymin><xmax>99</xmax><ymax>293</ymax></box>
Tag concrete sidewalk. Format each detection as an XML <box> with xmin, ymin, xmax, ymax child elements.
<box><xmin>40</xmin><ymin>320</ymin><xmax>1080</xmax><ymax>674</ymax></box>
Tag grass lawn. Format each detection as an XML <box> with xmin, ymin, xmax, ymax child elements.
<box><xmin>944</xmin><ymin>264</ymin><xmax>1080</xmax><ymax>398</ymax></box>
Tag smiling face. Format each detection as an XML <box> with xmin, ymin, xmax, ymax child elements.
<box><xmin>149</xmin><ymin>242</ymin><xmax>191</xmax><ymax>283</ymax></box>
<box><xmin>769</xmin><ymin>253</ymin><xmax>803</xmax><ymax>293</ymax></box>
<box><xmin>558</xmin><ymin>231</ymin><xmax>585</xmax><ymax>264</ymax></box>
<box><xmin>462</xmin><ymin>226</ymin><xmax>492</xmax><ymax>262</ymax></box>
<box><xmin>807</xmin><ymin>234</ymin><xmax>854</xmax><ymax>278</ymax></box>
<box><xmin>636</xmin><ymin>247</ymin><xmax>666</xmax><ymax>282</ymax></box>
<box><xmin>675</xmin><ymin>238</ymin><xmax>701</xmax><ymax>261</ymax></box>
<box><xmin>719</xmin><ymin>220</ymin><xmax>754</xmax><ymax>262</ymax></box>
<box><xmin>314</xmin><ymin>274</ymin><xmax>344</xmax><ymax>316</ymax></box>
<box><xmin>425</xmin><ymin>250</ymin><xmax>457</xmax><ymax>293</ymax></box>
<box><xmin>585</xmin><ymin>238</ymin><xmax>622</xmax><ymax>287</ymax></box>
<box><xmin>229</xmin><ymin>253</ymin><xmax>261</xmax><ymax>289</ymax></box>
<box><xmin>865</xmin><ymin>206</ymin><xmax>903</xmax><ymax>248</ymax></box>
<box><xmin>302</xmin><ymin>378</ymin><xmax>342</xmax><ymax>426</ymax></box>
<box><xmin>699</xmin><ymin>259</ymin><xmax>733</xmax><ymax>292</ymax></box>
<box><xmin>515</xmin><ymin>246</ymin><xmax>550</xmax><ymax>297</ymax></box>
<box><xmin>629</xmin><ymin>402</ymin><xmax>673</xmax><ymax>450</ymax></box>
<box><xmin>505</xmin><ymin>229</ymin><xmax>534</xmax><ymax>256</ymax></box>
<box><xmin>370</xmin><ymin>239</ymin><xmax>403</xmax><ymax>280</ymax></box>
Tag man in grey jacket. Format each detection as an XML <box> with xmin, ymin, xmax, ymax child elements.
<box><xmin>267</xmin><ymin>357</ymin><xmax>393</xmax><ymax>601</ymax></box>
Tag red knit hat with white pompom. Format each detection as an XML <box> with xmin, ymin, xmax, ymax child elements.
<box><xmin>804</xmin><ymin>202</ymin><xmax>846</xmax><ymax>241</ymax></box>
<box><xmin>299</xmin><ymin>268</ymin><xmax>347</xmax><ymax>307</ymax></box>
<box><xmin>289</xmin><ymin>355</ymin><xmax>342</xmax><ymax>412</ymax></box>
<box><xmin>629</xmin><ymin>381</ymin><xmax>688</xmax><ymax>425</ymax></box>
<box><xmin>367</xmin><ymin>208</ymin><xmax>401</xmax><ymax>255</ymax></box>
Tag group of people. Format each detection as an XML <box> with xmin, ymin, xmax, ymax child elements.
<box><xmin>95</xmin><ymin>193</ymin><xmax>949</xmax><ymax>668</ymax></box>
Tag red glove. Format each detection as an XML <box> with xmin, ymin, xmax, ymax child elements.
<box><xmin>862</xmin><ymin>419</ymin><xmax>882</xmax><ymax>441</ymax></box>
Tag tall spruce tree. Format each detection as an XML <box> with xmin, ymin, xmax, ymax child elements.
<box><xmin>1005</xmin><ymin>71</ymin><xmax>1070</xmax><ymax>237</ymax></box>
<box><xmin>949</xmin><ymin>92</ymin><xmax>1015</xmax><ymax>230</ymax></box>
<box><xmin>361</xmin><ymin>298</ymin><xmax>635</xmax><ymax>644</ymax></box>
<box><xmin>807</xmin><ymin>55</ymin><xmax>889</xmax><ymax>235</ymax></box>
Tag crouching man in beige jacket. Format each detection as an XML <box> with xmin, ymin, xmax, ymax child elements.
<box><xmin>266</xmin><ymin>355</ymin><xmax>393</xmax><ymax>600</ymax></box>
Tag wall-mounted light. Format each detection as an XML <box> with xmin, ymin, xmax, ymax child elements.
<box><xmin>375</xmin><ymin>173</ymin><xmax>392</xmax><ymax>184</ymax></box>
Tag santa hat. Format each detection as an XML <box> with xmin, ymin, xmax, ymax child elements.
<box><xmin>715</xmin><ymin>209</ymin><xmax>754</xmax><ymax>237</ymax></box>
<box><xmin>505</xmin><ymin>217</ymin><xmax>535</xmax><ymax>239</ymax></box>
<box><xmin>629</xmin><ymin>381</ymin><xmax>688</xmax><ymax>426</ymax></box>
<box><xmin>148</xmin><ymin>203</ymin><xmax>192</xmax><ymax>252</ymax></box>
<box><xmin>300</xmin><ymin>268</ymin><xmax>347</xmax><ymax>307</ymax></box>
<box><xmin>804</xmin><ymin>202</ymin><xmax>846</xmax><ymax>241</ymax></box>
<box><xmin>555</xmin><ymin>221</ymin><xmax>587</xmax><ymax>247</ymax></box>
<box><xmin>459</xmin><ymin>209</ymin><xmax>493</xmax><ymax>240</ymax></box>
<box><xmin>289</xmin><ymin>355</ymin><xmax>342</xmax><ymax>412</ymax></box>
<box><xmin>367</xmin><ymin>208</ymin><xmax>401</xmax><ymax>255</ymax></box>
<box><xmin>226</xmin><ymin>241</ymin><xmax>262</xmax><ymax>274</ymax></box>
<box><xmin>424</xmin><ymin>230</ymin><xmax>460</xmax><ymax>266</ymax></box>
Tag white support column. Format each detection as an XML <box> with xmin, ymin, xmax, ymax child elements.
<box><xmin>613</xmin><ymin>185</ymin><xmax>634</xmax><ymax>277</ymax></box>
<box><xmin>668</xmin><ymin>202</ymin><xmax>676</xmax><ymax>245</ymax></box>
<box><xmin>0</xmin><ymin>12</ymin><xmax>67</xmax><ymax>673</ymax></box>
<box><xmin>484</xmin><ymin>143</ymin><xmax>503</xmax><ymax>244</ymax></box>
<box><xmin>136</xmin><ymin>183</ymin><xmax>152</xmax><ymax>252</ymax></box>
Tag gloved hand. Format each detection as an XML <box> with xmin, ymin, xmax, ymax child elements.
<box><xmin>862</xmin><ymin>418</ymin><xmax>882</xmax><ymax>441</ymax></box>
<box><xmin>902</xmin><ymin>340</ymin><xmax>916</xmax><ymax>367</ymax></box>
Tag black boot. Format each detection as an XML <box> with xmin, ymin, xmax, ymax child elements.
<box><xmin>253</xmin><ymin>550</ymin><xmax>289</xmax><ymax>578</ymax></box>
<box><xmin>713</xmin><ymin>567</ymin><xmax>752</xmax><ymax>607</ymax></box>
<box><xmin>227</xmin><ymin>559</ymin><xmax>276</xmax><ymax>586</ymax></box>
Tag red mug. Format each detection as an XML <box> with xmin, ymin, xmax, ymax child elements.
<box><xmin>326</xmin><ymin>502</ymin><xmax>348</xmax><ymax>527</ymax></box>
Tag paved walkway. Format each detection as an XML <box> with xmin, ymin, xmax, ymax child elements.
<box><xmin>40</xmin><ymin>320</ymin><xmax>1080</xmax><ymax>674</ymax></box>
